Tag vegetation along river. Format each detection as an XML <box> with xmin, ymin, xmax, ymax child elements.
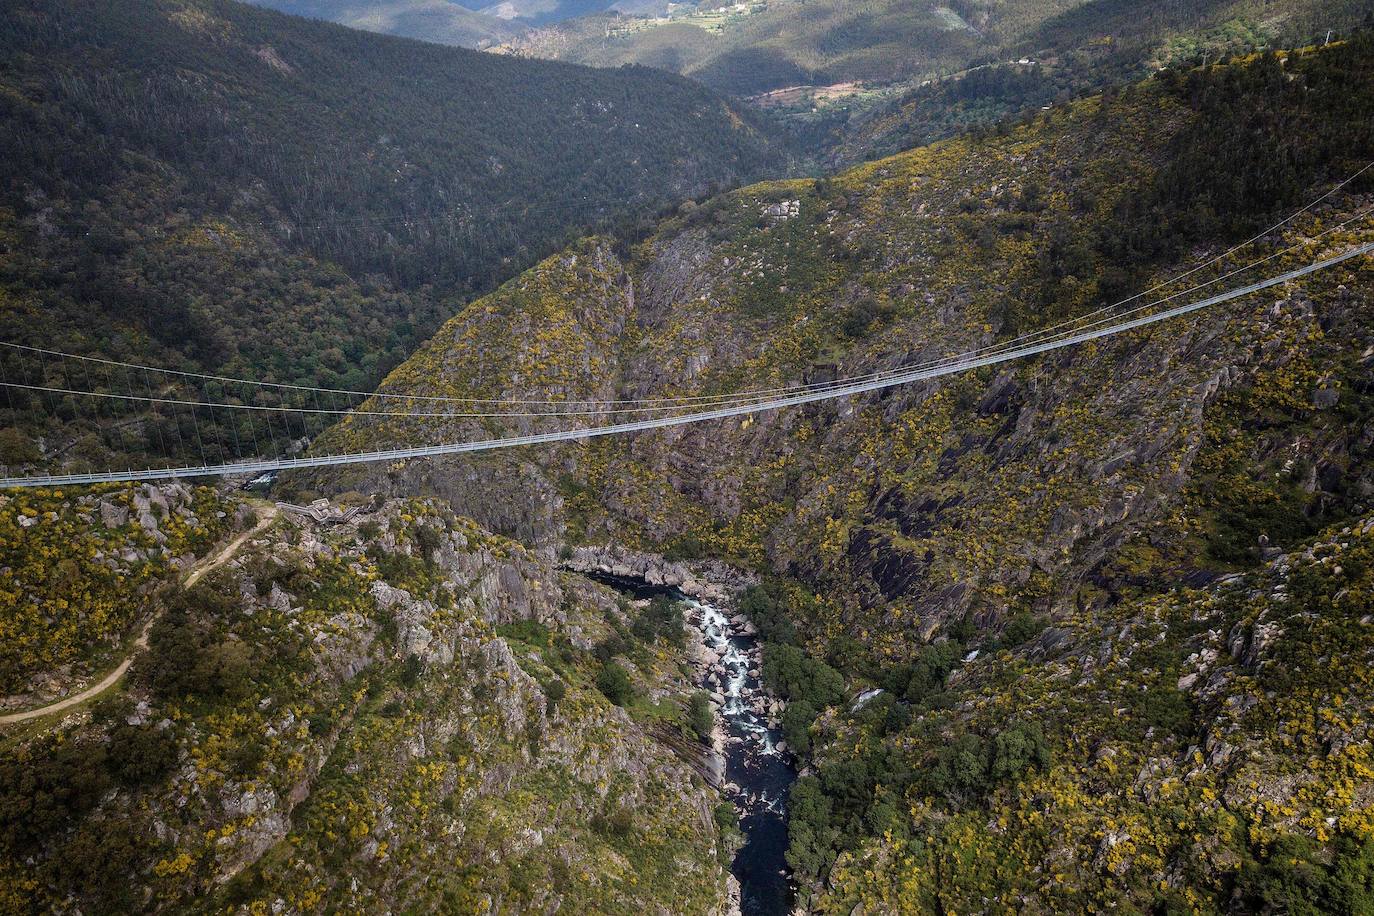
<box><xmin>588</xmin><ymin>573</ymin><xmax>798</xmax><ymax>916</ymax></box>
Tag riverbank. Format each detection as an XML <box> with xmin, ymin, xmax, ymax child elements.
<box><xmin>583</xmin><ymin>568</ymin><xmax>797</xmax><ymax>916</ymax></box>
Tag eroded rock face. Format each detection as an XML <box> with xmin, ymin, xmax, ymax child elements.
<box><xmin>299</xmin><ymin>151</ymin><xmax>1374</xmax><ymax>656</ymax></box>
<box><xmin>6</xmin><ymin>497</ymin><xmax>733</xmax><ymax>914</ymax></box>
<box><xmin>563</xmin><ymin>544</ymin><xmax>756</xmax><ymax>602</ymax></box>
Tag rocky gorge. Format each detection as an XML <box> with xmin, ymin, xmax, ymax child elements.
<box><xmin>281</xmin><ymin>40</ymin><xmax>1374</xmax><ymax>911</ymax></box>
<box><xmin>4</xmin><ymin>36</ymin><xmax>1374</xmax><ymax>916</ymax></box>
<box><xmin>0</xmin><ymin>494</ymin><xmax>739</xmax><ymax>913</ymax></box>
<box><xmin>585</xmin><ymin>562</ymin><xmax>799</xmax><ymax>916</ymax></box>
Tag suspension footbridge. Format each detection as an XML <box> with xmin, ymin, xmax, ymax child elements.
<box><xmin>1</xmin><ymin>186</ymin><xmax>1371</xmax><ymax>490</ymax></box>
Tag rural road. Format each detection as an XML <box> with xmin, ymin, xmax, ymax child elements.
<box><xmin>0</xmin><ymin>504</ymin><xmax>278</xmax><ymax>726</ymax></box>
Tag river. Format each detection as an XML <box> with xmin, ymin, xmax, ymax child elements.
<box><xmin>587</xmin><ymin>574</ymin><xmax>798</xmax><ymax>916</ymax></box>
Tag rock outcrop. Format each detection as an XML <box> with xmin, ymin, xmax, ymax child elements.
<box><xmin>564</xmin><ymin>544</ymin><xmax>756</xmax><ymax>602</ymax></box>
<box><xmin>0</xmin><ymin>497</ymin><xmax>733</xmax><ymax>914</ymax></box>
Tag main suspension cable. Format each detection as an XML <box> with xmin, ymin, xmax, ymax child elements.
<box><xmin>3</xmin><ymin>239</ymin><xmax>1369</xmax><ymax>488</ymax></box>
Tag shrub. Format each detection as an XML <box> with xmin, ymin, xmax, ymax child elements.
<box><xmin>400</xmin><ymin>655</ymin><xmax>424</xmax><ymax>687</ymax></box>
<box><xmin>688</xmin><ymin>690</ymin><xmax>714</xmax><ymax>743</ymax></box>
<box><xmin>632</xmin><ymin>596</ymin><xmax>686</xmax><ymax>648</ymax></box>
<box><xmin>663</xmin><ymin>534</ymin><xmax>707</xmax><ymax>560</ymax></box>
<box><xmin>592</xmin><ymin>806</ymin><xmax>635</xmax><ymax>839</ymax></box>
<box><xmin>497</xmin><ymin>619</ymin><xmax>550</xmax><ymax>648</ymax></box>
<box><xmin>1132</xmin><ymin>684</ymin><xmax>1196</xmax><ymax>737</ymax></box>
<box><xmin>593</xmin><ymin>634</ymin><xmax>628</xmax><ymax>663</ymax></box>
<box><xmin>999</xmin><ymin>613</ymin><xmax>1046</xmax><ymax>648</ymax></box>
<box><xmin>107</xmin><ymin>724</ymin><xmax>179</xmax><ymax>786</ymax></box>
<box><xmin>413</xmin><ymin>523</ymin><xmax>443</xmax><ymax>561</ymax></box>
<box><xmin>713</xmin><ymin>800</ymin><xmax>739</xmax><ymax>836</ymax></box>
<box><xmin>883</xmin><ymin>640</ymin><xmax>963</xmax><ymax>704</ymax></box>
<box><xmin>840</xmin><ymin>296</ymin><xmax>895</xmax><ymax>339</ymax></box>
<box><xmin>545</xmin><ymin>678</ymin><xmax>567</xmax><ymax>715</ymax></box>
<box><xmin>308</xmin><ymin>709</ymin><xmax>336</xmax><ymax>736</ymax></box>
<box><xmin>988</xmin><ymin>722</ymin><xmax>1051</xmax><ymax>783</ymax></box>
<box><xmin>596</xmin><ymin>662</ymin><xmax>633</xmax><ymax>706</ymax></box>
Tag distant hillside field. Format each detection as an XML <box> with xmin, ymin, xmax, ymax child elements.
<box><xmin>0</xmin><ymin>0</ymin><xmax>789</xmax><ymax>475</ymax></box>
<box><xmin>248</xmin><ymin>0</ymin><xmax>628</xmax><ymax>36</ymax></box>
<box><xmin>499</xmin><ymin>0</ymin><xmax>1370</xmax><ymax>97</ymax></box>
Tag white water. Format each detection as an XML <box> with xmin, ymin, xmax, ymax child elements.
<box><xmin>851</xmin><ymin>687</ymin><xmax>884</xmax><ymax>710</ymax></box>
<box><xmin>694</xmin><ymin>598</ymin><xmax>780</xmax><ymax>756</ymax></box>
<box><xmin>584</xmin><ymin>571</ymin><xmax>797</xmax><ymax>915</ymax></box>
<box><xmin>686</xmin><ymin>597</ymin><xmax>796</xmax><ymax>914</ymax></box>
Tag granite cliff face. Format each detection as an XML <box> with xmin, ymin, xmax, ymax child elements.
<box><xmin>302</xmin><ymin>40</ymin><xmax>1374</xmax><ymax>646</ymax></box>
<box><xmin>0</xmin><ymin>497</ymin><xmax>734</xmax><ymax>913</ymax></box>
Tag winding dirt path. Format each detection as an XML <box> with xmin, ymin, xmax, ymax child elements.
<box><xmin>0</xmin><ymin>504</ymin><xmax>278</xmax><ymax>726</ymax></box>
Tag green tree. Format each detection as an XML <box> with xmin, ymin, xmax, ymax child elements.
<box><xmin>988</xmin><ymin>722</ymin><xmax>1051</xmax><ymax>783</ymax></box>
<box><xmin>688</xmin><ymin>691</ymin><xmax>714</xmax><ymax>743</ymax></box>
<box><xmin>596</xmin><ymin>662</ymin><xmax>633</xmax><ymax>706</ymax></box>
<box><xmin>781</xmin><ymin>700</ymin><xmax>818</xmax><ymax>756</ymax></box>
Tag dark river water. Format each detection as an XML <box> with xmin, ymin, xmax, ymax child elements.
<box><xmin>587</xmin><ymin>573</ymin><xmax>798</xmax><ymax>916</ymax></box>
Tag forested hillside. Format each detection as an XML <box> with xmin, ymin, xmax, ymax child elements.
<box><xmin>831</xmin><ymin>0</ymin><xmax>1373</xmax><ymax>165</ymax></box>
<box><xmin>293</xmin><ymin>37</ymin><xmax>1374</xmax><ymax>909</ymax></box>
<box><xmin>0</xmin><ymin>0</ymin><xmax>788</xmax><ymax>475</ymax></box>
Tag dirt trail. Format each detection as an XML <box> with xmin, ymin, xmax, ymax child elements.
<box><xmin>0</xmin><ymin>504</ymin><xmax>278</xmax><ymax>726</ymax></box>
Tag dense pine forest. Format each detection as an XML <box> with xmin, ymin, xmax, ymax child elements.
<box><xmin>0</xmin><ymin>0</ymin><xmax>789</xmax><ymax>473</ymax></box>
